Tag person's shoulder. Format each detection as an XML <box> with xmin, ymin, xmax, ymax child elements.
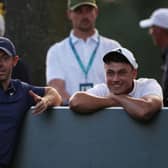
<box><xmin>99</xmin><ymin>35</ymin><xmax>121</xmax><ymax>47</ymax></box>
<box><xmin>136</xmin><ymin>78</ymin><xmax>161</xmax><ymax>87</ymax></box>
<box><xmin>87</xmin><ymin>83</ymin><xmax>109</xmax><ymax>96</ymax></box>
<box><xmin>135</xmin><ymin>78</ymin><xmax>163</xmax><ymax>98</ymax></box>
<box><xmin>48</xmin><ymin>37</ymin><xmax>69</xmax><ymax>52</ymax></box>
<box><xmin>11</xmin><ymin>80</ymin><xmax>45</xmax><ymax>97</ymax></box>
<box><xmin>136</xmin><ymin>78</ymin><xmax>158</xmax><ymax>83</ymax></box>
<box><xmin>12</xmin><ymin>79</ymin><xmax>30</xmax><ymax>88</ymax></box>
<box><xmin>10</xmin><ymin>79</ymin><xmax>32</xmax><ymax>95</ymax></box>
<box><xmin>93</xmin><ymin>83</ymin><xmax>107</xmax><ymax>89</ymax></box>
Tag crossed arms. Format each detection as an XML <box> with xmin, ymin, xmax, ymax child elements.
<box><xmin>69</xmin><ymin>92</ymin><xmax>163</xmax><ymax>121</ymax></box>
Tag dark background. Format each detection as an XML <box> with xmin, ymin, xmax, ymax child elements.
<box><xmin>4</xmin><ymin>0</ymin><xmax>168</xmax><ymax>85</ymax></box>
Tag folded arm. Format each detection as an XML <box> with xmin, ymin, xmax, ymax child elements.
<box><xmin>69</xmin><ymin>92</ymin><xmax>163</xmax><ymax>120</ymax></box>
<box><xmin>108</xmin><ymin>93</ymin><xmax>163</xmax><ymax>120</ymax></box>
<box><xmin>69</xmin><ymin>91</ymin><xmax>119</xmax><ymax>113</ymax></box>
<box><xmin>48</xmin><ymin>79</ymin><xmax>70</xmax><ymax>105</ymax></box>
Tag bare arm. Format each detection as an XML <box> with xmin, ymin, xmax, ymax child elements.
<box><xmin>109</xmin><ymin>93</ymin><xmax>163</xmax><ymax>120</ymax></box>
<box><xmin>48</xmin><ymin>79</ymin><xmax>70</xmax><ymax>105</ymax></box>
<box><xmin>29</xmin><ymin>87</ymin><xmax>62</xmax><ymax>115</ymax></box>
<box><xmin>43</xmin><ymin>86</ymin><xmax>62</xmax><ymax>106</ymax></box>
<box><xmin>69</xmin><ymin>91</ymin><xmax>119</xmax><ymax>113</ymax></box>
<box><xmin>70</xmin><ymin>92</ymin><xmax>163</xmax><ymax>120</ymax></box>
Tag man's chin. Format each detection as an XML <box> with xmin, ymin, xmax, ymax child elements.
<box><xmin>113</xmin><ymin>92</ymin><xmax>122</xmax><ymax>95</ymax></box>
<box><xmin>110</xmin><ymin>89</ymin><xmax>122</xmax><ymax>95</ymax></box>
<box><xmin>79</xmin><ymin>25</ymin><xmax>93</xmax><ymax>32</ymax></box>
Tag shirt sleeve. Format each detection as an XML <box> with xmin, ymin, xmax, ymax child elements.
<box><xmin>46</xmin><ymin>43</ymin><xmax>66</xmax><ymax>84</ymax></box>
<box><xmin>140</xmin><ymin>79</ymin><xmax>163</xmax><ymax>98</ymax></box>
<box><xmin>87</xmin><ymin>83</ymin><xmax>109</xmax><ymax>97</ymax></box>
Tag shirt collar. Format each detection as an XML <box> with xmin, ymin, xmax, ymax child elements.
<box><xmin>70</xmin><ymin>29</ymin><xmax>99</xmax><ymax>44</ymax></box>
<box><xmin>0</xmin><ymin>80</ymin><xmax>16</xmax><ymax>96</ymax></box>
<box><xmin>7</xmin><ymin>81</ymin><xmax>16</xmax><ymax>96</ymax></box>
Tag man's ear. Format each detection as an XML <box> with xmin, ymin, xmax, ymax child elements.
<box><xmin>13</xmin><ymin>55</ymin><xmax>19</xmax><ymax>67</ymax></box>
<box><xmin>133</xmin><ymin>69</ymin><xmax>138</xmax><ymax>79</ymax></box>
<box><xmin>95</xmin><ymin>7</ymin><xmax>99</xmax><ymax>16</ymax></box>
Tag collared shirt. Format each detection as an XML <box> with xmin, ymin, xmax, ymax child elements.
<box><xmin>70</xmin><ymin>30</ymin><xmax>100</xmax><ymax>69</ymax></box>
<box><xmin>46</xmin><ymin>29</ymin><xmax>121</xmax><ymax>96</ymax></box>
<box><xmin>0</xmin><ymin>79</ymin><xmax>45</xmax><ymax>167</ymax></box>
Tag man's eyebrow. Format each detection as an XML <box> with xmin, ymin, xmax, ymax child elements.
<box><xmin>0</xmin><ymin>53</ymin><xmax>8</xmax><ymax>57</ymax></box>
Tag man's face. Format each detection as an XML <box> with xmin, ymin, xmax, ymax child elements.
<box><xmin>149</xmin><ymin>26</ymin><xmax>168</xmax><ymax>48</ymax></box>
<box><xmin>68</xmin><ymin>5</ymin><xmax>98</xmax><ymax>33</ymax></box>
<box><xmin>104</xmin><ymin>62</ymin><xmax>137</xmax><ymax>95</ymax></box>
<box><xmin>0</xmin><ymin>50</ymin><xmax>18</xmax><ymax>82</ymax></box>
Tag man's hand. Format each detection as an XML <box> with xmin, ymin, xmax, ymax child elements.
<box><xmin>29</xmin><ymin>90</ymin><xmax>49</xmax><ymax>115</ymax></box>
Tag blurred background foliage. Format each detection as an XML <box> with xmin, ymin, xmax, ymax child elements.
<box><xmin>4</xmin><ymin>0</ymin><xmax>168</xmax><ymax>85</ymax></box>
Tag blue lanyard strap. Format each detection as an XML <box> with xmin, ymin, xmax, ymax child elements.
<box><xmin>69</xmin><ymin>36</ymin><xmax>100</xmax><ymax>80</ymax></box>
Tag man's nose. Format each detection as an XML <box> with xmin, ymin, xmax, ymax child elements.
<box><xmin>112</xmin><ymin>74</ymin><xmax>120</xmax><ymax>81</ymax></box>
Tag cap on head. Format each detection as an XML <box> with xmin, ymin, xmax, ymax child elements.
<box><xmin>139</xmin><ymin>8</ymin><xmax>168</xmax><ymax>29</ymax></box>
<box><xmin>68</xmin><ymin>0</ymin><xmax>97</xmax><ymax>10</ymax></box>
<box><xmin>103</xmin><ymin>47</ymin><xmax>138</xmax><ymax>69</ymax></box>
<box><xmin>0</xmin><ymin>37</ymin><xmax>16</xmax><ymax>56</ymax></box>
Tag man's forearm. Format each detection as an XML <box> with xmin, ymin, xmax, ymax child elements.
<box><xmin>44</xmin><ymin>87</ymin><xmax>62</xmax><ymax>106</ymax></box>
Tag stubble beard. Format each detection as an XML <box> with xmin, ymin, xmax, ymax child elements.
<box><xmin>78</xmin><ymin>19</ymin><xmax>95</xmax><ymax>33</ymax></box>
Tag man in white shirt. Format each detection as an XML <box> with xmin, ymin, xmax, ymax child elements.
<box><xmin>46</xmin><ymin>0</ymin><xmax>121</xmax><ymax>105</ymax></box>
<box><xmin>69</xmin><ymin>47</ymin><xmax>163</xmax><ymax>121</ymax></box>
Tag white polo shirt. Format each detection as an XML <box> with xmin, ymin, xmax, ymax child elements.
<box><xmin>46</xmin><ymin>30</ymin><xmax>121</xmax><ymax>96</ymax></box>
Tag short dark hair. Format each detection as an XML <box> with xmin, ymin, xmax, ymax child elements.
<box><xmin>103</xmin><ymin>52</ymin><xmax>133</xmax><ymax>67</ymax></box>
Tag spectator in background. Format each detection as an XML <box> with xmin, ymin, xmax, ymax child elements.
<box><xmin>139</xmin><ymin>8</ymin><xmax>168</xmax><ymax>106</ymax></box>
<box><xmin>0</xmin><ymin>37</ymin><xmax>62</xmax><ymax>168</ymax></box>
<box><xmin>70</xmin><ymin>47</ymin><xmax>163</xmax><ymax>121</ymax></box>
<box><xmin>46</xmin><ymin>0</ymin><xmax>121</xmax><ymax>105</ymax></box>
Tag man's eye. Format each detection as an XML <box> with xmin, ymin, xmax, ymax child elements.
<box><xmin>0</xmin><ymin>55</ymin><xmax>10</xmax><ymax>61</ymax></box>
<box><xmin>119</xmin><ymin>71</ymin><xmax>127</xmax><ymax>75</ymax></box>
<box><xmin>107</xmin><ymin>71</ymin><xmax>114</xmax><ymax>76</ymax></box>
<box><xmin>2</xmin><ymin>56</ymin><xmax>9</xmax><ymax>60</ymax></box>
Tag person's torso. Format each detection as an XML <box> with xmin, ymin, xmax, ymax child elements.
<box><xmin>47</xmin><ymin>33</ymin><xmax>121</xmax><ymax>95</ymax></box>
<box><xmin>0</xmin><ymin>79</ymin><xmax>44</xmax><ymax>167</ymax></box>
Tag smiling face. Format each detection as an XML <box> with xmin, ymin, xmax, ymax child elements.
<box><xmin>105</xmin><ymin>62</ymin><xmax>137</xmax><ymax>95</ymax></box>
<box><xmin>67</xmin><ymin>5</ymin><xmax>98</xmax><ymax>35</ymax></box>
<box><xmin>0</xmin><ymin>50</ymin><xmax>19</xmax><ymax>89</ymax></box>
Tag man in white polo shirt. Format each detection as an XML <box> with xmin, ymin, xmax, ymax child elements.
<box><xmin>139</xmin><ymin>8</ymin><xmax>168</xmax><ymax>106</ymax></box>
<box><xmin>70</xmin><ymin>47</ymin><xmax>163</xmax><ymax>121</ymax></box>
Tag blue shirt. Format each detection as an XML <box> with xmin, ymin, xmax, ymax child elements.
<box><xmin>0</xmin><ymin>79</ymin><xmax>45</xmax><ymax>167</ymax></box>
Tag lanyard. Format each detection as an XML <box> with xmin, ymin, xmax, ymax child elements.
<box><xmin>69</xmin><ymin>36</ymin><xmax>100</xmax><ymax>81</ymax></box>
